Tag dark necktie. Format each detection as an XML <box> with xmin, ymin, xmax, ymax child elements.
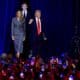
<box><xmin>23</xmin><ymin>11</ymin><xmax>27</xmax><ymax>18</ymax></box>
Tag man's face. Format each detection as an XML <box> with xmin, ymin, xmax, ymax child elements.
<box><xmin>35</xmin><ymin>10</ymin><xmax>41</xmax><ymax>18</ymax></box>
<box><xmin>22</xmin><ymin>4</ymin><xmax>28</xmax><ymax>10</ymax></box>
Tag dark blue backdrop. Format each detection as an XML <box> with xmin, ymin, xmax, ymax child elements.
<box><xmin>0</xmin><ymin>0</ymin><xmax>20</xmax><ymax>54</ymax></box>
<box><xmin>30</xmin><ymin>0</ymin><xmax>73</xmax><ymax>55</ymax></box>
<box><xmin>0</xmin><ymin>0</ymin><xmax>74</xmax><ymax>56</ymax></box>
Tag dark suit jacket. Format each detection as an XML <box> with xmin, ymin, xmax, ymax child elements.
<box><xmin>22</xmin><ymin>10</ymin><xmax>32</xmax><ymax>38</ymax></box>
<box><xmin>30</xmin><ymin>17</ymin><xmax>46</xmax><ymax>43</ymax></box>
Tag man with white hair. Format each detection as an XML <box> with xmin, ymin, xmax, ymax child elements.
<box><xmin>30</xmin><ymin>10</ymin><xmax>47</xmax><ymax>57</ymax></box>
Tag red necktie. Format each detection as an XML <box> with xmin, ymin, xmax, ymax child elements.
<box><xmin>37</xmin><ymin>19</ymin><xmax>41</xmax><ymax>35</ymax></box>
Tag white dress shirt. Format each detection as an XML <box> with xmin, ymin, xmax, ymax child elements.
<box><xmin>22</xmin><ymin>10</ymin><xmax>27</xmax><ymax>18</ymax></box>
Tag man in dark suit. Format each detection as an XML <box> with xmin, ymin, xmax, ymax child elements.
<box><xmin>30</xmin><ymin>10</ymin><xmax>47</xmax><ymax>58</ymax></box>
<box><xmin>21</xmin><ymin>3</ymin><xmax>33</xmax><ymax>57</ymax></box>
<box><xmin>21</xmin><ymin>3</ymin><xmax>32</xmax><ymax>24</ymax></box>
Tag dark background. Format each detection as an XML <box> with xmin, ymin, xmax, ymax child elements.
<box><xmin>0</xmin><ymin>0</ymin><xmax>80</xmax><ymax>57</ymax></box>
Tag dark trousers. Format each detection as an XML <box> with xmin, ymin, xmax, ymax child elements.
<box><xmin>32</xmin><ymin>34</ymin><xmax>46</xmax><ymax>58</ymax></box>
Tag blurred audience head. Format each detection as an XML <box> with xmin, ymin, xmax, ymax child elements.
<box><xmin>1</xmin><ymin>53</ymin><xmax>7</xmax><ymax>59</ymax></box>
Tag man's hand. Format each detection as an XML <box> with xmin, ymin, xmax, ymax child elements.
<box><xmin>23</xmin><ymin>37</ymin><xmax>25</xmax><ymax>41</ymax></box>
<box><xmin>42</xmin><ymin>33</ymin><xmax>47</xmax><ymax>41</ymax></box>
<box><xmin>44</xmin><ymin>37</ymin><xmax>47</xmax><ymax>41</ymax></box>
<box><xmin>12</xmin><ymin>36</ymin><xmax>15</xmax><ymax>40</ymax></box>
<box><xmin>28</xmin><ymin>19</ymin><xmax>33</xmax><ymax>24</ymax></box>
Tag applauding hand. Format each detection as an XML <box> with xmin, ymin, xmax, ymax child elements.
<box><xmin>28</xmin><ymin>19</ymin><xmax>33</xmax><ymax>24</ymax></box>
